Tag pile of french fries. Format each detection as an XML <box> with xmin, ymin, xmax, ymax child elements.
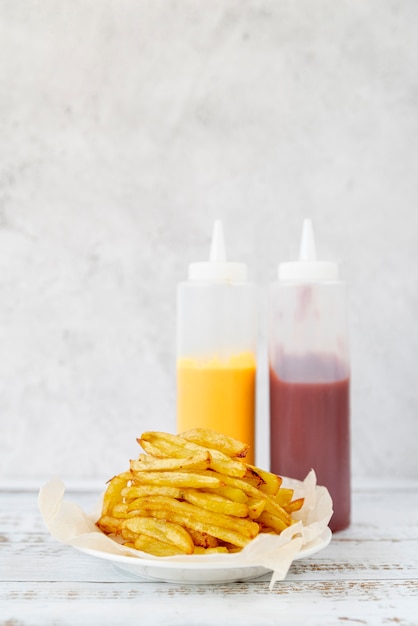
<box><xmin>96</xmin><ymin>429</ymin><xmax>304</xmax><ymax>556</ymax></box>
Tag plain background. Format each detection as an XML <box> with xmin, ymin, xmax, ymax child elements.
<box><xmin>0</xmin><ymin>0</ymin><xmax>417</xmax><ymax>484</ymax></box>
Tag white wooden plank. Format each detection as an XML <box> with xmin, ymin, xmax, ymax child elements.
<box><xmin>1</xmin><ymin>580</ymin><xmax>417</xmax><ymax>626</ymax></box>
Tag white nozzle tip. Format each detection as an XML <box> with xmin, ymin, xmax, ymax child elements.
<box><xmin>299</xmin><ymin>218</ymin><xmax>317</xmax><ymax>261</ymax></box>
<box><xmin>209</xmin><ymin>220</ymin><xmax>227</xmax><ymax>262</ymax></box>
<box><xmin>277</xmin><ymin>218</ymin><xmax>339</xmax><ymax>282</ymax></box>
<box><xmin>187</xmin><ymin>219</ymin><xmax>247</xmax><ymax>282</ymax></box>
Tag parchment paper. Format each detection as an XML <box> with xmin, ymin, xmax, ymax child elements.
<box><xmin>38</xmin><ymin>469</ymin><xmax>332</xmax><ymax>589</ymax></box>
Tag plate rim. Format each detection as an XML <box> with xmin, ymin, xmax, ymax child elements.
<box><xmin>76</xmin><ymin>526</ymin><xmax>332</xmax><ymax>572</ymax></box>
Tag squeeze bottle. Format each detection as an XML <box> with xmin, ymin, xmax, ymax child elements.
<box><xmin>177</xmin><ymin>220</ymin><xmax>257</xmax><ymax>464</ymax></box>
<box><xmin>269</xmin><ymin>219</ymin><xmax>350</xmax><ymax>531</ymax></box>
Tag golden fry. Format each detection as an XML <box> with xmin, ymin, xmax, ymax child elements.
<box><xmin>242</xmin><ymin>467</ymin><xmax>264</xmax><ymax>488</ymax></box>
<box><xmin>96</xmin><ymin>515</ymin><xmax>121</xmax><ymax>534</ymax></box>
<box><xmin>131</xmin><ymin>470</ymin><xmax>222</xmax><ymax>489</ymax></box>
<box><xmin>273</xmin><ymin>488</ymin><xmax>294</xmax><ymax>507</ymax></box>
<box><xmin>122</xmin><ymin>485</ymin><xmax>183</xmax><ymax>500</ymax></box>
<box><xmin>182</xmin><ymin>489</ymin><xmax>249</xmax><ymax>518</ymax></box>
<box><xmin>138</xmin><ymin>431</ymin><xmax>199</xmax><ymax>459</ymax></box>
<box><xmin>101</xmin><ymin>473</ymin><xmax>131</xmax><ymax>516</ymax></box>
<box><xmin>180</xmin><ymin>428</ymin><xmax>249</xmax><ymax>459</ymax></box>
<box><xmin>111</xmin><ymin>503</ymin><xmax>130</xmax><ymax>518</ymax></box>
<box><xmin>247</xmin><ymin>497</ymin><xmax>266</xmax><ymax>520</ymax></box>
<box><xmin>262</xmin><ymin>497</ymin><xmax>291</xmax><ymax>526</ymax></box>
<box><xmin>245</xmin><ymin>465</ymin><xmax>283</xmax><ymax>495</ymax></box>
<box><xmin>208</xmin><ymin>485</ymin><xmax>248</xmax><ymax>504</ymax></box>
<box><xmin>134</xmin><ymin>535</ymin><xmax>184</xmax><ymax>557</ymax></box>
<box><xmin>130</xmin><ymin>451</ymin><xmax>211</xmax><ymax>473</ymax></box>
<box><xmin>284</xmin><ymin>497</ymin><xmax>304</xmax><ymax>514</ymax></box>
<box><xmin>122</xmin><ymin>517</ymin><xmax>194</xmax><ymax>554</ymax></box>
<box><xmin>136</xmin><ymin>439</ymin><xmax>166</xmax><ymax>458</ymax></box>
<box><xmin>258</xmin><ymin>510</ymin><xmax>289</xmax><ymax>534</ymax></box>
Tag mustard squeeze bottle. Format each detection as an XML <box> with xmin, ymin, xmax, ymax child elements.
<box><xmin>176</xmin><ymin>220</ymin><xmax>257</xmax><ymax>463</ymax></box>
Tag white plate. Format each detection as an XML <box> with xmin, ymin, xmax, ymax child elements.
<box><xmin>76</xmin><ymin>527</ymin><xmax>332</xmax><ymax>584</ymax></box>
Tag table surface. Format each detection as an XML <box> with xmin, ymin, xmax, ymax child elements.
<box><xmin>1</xmin><ymin>480</ymin><xmax>418</xmax><ymax>626</ymax></box>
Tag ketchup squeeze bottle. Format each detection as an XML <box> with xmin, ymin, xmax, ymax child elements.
<box><xmin>269</xmin><ymin>219</ymin><xmax>350</xmax><ymax>531</ymax></box>
<box><xmin>177</xmin><ymin>220</ymin><xmax>257</xmax><ymax>464</ymax></box>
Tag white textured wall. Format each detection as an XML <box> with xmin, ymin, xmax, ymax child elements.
<box><xmin>0</xmin><ymin>0</ymin><xmax>417</xmax><ymax>483</ymax></box>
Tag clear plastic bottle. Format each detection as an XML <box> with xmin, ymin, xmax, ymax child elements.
<box><xmin>269</xmin><ymin>219</ymin><xmax>350</xmax><ymax>531</ymax></box>
<box><xmin>176</xmin><ymin>220</ymin><xmax>257</xmax><ymax>464</ymax></box>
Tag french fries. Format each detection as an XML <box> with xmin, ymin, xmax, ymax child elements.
<box><xmin>96</xmin><ymin>428</ymin><xmax>304</xmax><ymax>556</ymax></box>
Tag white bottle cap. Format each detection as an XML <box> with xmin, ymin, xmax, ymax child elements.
<box><xmin>188</xmin><ymin>220</ymin><xmax>248</xmax><ymax>282</ymax></box>
<box><xmin>278</xmin><ymin>219</ymin><xmax>339</xmax><ymax>282</ymax></box>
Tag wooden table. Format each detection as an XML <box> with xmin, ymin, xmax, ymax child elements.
<box><xmin>1</xmin><ymin>480</ymin><xmax>417</xmax><ymax>625</ymax></box>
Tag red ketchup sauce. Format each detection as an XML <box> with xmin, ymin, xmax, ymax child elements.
<box><xmin>269</xmin><ymin>354</ymin><xmax>350</xmax><ymax>532</ymax></box>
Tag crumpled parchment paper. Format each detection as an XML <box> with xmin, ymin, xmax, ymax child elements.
<box><xmin>38</xmin><ymin>469</ymin><xmax>332</xmax><ymax>589</ymax></box>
